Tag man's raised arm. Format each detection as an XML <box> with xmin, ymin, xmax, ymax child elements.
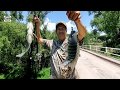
<box><xmin>66</xmin><ymin>11</ymin><xmax>87</xmax><ymax>41</ymax></box>
<box><xmin>33</xmin><ymin>16</ymin><xmax>44</xmax><ymax>45</ymax></box>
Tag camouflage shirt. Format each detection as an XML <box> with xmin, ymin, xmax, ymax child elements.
<box><xmin>43</xmin><ymin>33</ymin><xmax>83</xmax><ymax>79</ymax></box>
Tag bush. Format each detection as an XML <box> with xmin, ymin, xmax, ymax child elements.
<box><xmin>5</xmin><ymin>64</ymin><xmax>25</xmax><ymax>79</ymax></box>
<box><xmin>37</xmin><ymin>67</ymin><xmax>50</xmax><ymax>79</ymax></box>
<box><xmin>0</xmin><ymin>21</ymin><xmax>27</xmax><ymax>79</ymax></box>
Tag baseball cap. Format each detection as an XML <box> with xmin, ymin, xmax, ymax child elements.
<box><xmin>56</xmin><ymin>22</ymin><xmax>67</xmax><ymax>30</ymax></box>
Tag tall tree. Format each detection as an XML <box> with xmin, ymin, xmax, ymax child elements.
<box><xmin>27</xmin><ymin>11</ymin><xmax>51</xmax><ymax>24</ymax></box>
<box><xmin>89</xmin><ymin>11</ymin><xmax>120</xmax><ymax>48</ymax></box>
<box><xmin>18</xmin><ymin>11</ymin><xmax>24</xmax><ymax>21</ymax></box>
<box><xmin>10</xmin><ymin>11</ymin><xmax>18</xmax><ymax>21</ymax></box>
<box><xmin>10</xmin><ymin>11</ymin><xmax>24</xmax><ymax>22</ymax></box>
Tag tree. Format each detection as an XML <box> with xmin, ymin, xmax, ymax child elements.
<box><xmin>0</xmin><ymin>11</ymin><xmax>54</xmax><ymax>79</ymax></box>
<box><xmin>27</xmin><ymin>11</ymin><xmax>51</xmax><ymax>24</ymax></box>
<box><xmin>26</xmin><ymin>11</ymin><xmax>52</xmax><ymax>78</ymax></box>
<box><xmin>10</xmin><ymin>11</ymin><xmax>18</xmax><ymax>21</ymax></box>
<box><xmin>18</xmin><ymin>11</ymin><xmax>24</xmax><ymax>21</ymax></box>
<box><xmin>0</xmin><ymin>11</ymin><xmax>5</xmax><ymax>22</ymax></box>
<box><xmin>89</xmin><ymin>11</ymin><xmax>120</xmax><ymax>48</ymax></box>
<box><xmin>0</xmin><ymin>21</ymin><xmax>27</xmax><ymax>79</ymax></box>
<box><xmin>83</xmin><ymin>31</ymin><xmax>100</xmax><ymax>45</ymax></box>
<box><xmin>10</xmin><ymin>11</ymin><xmax>24</xmax><ymax>22</ymax></box>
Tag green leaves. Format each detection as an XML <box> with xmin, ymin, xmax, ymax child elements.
<box><xmin>0</xmin><ymin>11</ymin><xmax>5</xmax><ymax>22</ymax></box>
<box><xmin>0</xmin><ymin>11</ymin><xmax>52</xmax><ymax>79</ymax></box>
<box><xmin>37</xmin><ymin>67</ymin><xmax>50</xmax><ymax>79</ymax></box>
<box><xmin>27</xmin><ymin>11</ymin><xmax>51</xmax><ymax>24</ymax></box>
<box><xmin>10</xmin><ymin>11</ymin><xmax>24</xmax><ymax>22</ymax></box>
<box><xmin>0</xmin><ymin>21</ymin><xmax>27</xmax><ymax>79</ymax></box>
<box><xmin>89</xmin><ymin>11</ymin><xmax>120</xmax><ymax>47</ymax></box>
<box><xmin>0</xmin><ymin>74</ymin><xmax>5</xmax><ymax>79</ymax></box>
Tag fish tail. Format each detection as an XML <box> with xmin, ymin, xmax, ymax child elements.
<box><xmin>16</xmin><ymin>44</ymin><xmax>31</xmax><ymax>58</ymax></box>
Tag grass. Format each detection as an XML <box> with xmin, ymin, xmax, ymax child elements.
<box><xmin>0</xmin><ymin>67</ymin><xmax>50</xmax><ymax>79</ymax></box>
<box><xmin>37</xmin><ymin>67</ymin><xmax>50</xmax><ymax>79</ymax></box>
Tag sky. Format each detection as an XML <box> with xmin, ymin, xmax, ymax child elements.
<box><xmin>45</xmin><ymin>11</ymin><xmax>94</xmax><ymax>34</ymax></box>
<box><xmin>22</xmin><ymin>11</ymin><xmax>94</xmax><ymax>34</ymax></box>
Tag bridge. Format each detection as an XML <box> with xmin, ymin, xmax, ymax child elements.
<box><xmin>75</xmin><ymin>45</ymin><xmax>120</xmax><ymax>79</ymax></box>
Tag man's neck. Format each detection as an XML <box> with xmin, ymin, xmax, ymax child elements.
<box><xmin>59</xmin><ymin>40</ymin><xmax>64</xmax><ymax>44</ymax></box>
<box><xmin>58</xmin><ymin>38</ymin><xmax>66</xmax><ymax>44</ymax></box>
<box><xmin>59</xmin><ymin>38</ymin><xmax>66</xmax><ymax>42</ymax></box>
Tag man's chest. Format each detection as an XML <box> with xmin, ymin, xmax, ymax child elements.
<box><xmin>51</xmin><ymin>40</ymin><xmax>68</xmax><ymax>63</ymax></box>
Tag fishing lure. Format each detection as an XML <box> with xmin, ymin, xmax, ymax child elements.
<box><xmin>16</xmin><ymin>22</ymin><xmax>34</xmax><ymax>58</ymax></box>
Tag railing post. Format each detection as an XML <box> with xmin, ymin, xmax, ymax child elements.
<box><xmin>89</xmin><ymin>45</ymin><xmax>91</xmax><ymax>50</ymax></box>
<box><xmin>82</xmin><ymin>45</ymin><xmax>84</xmax><ymax>49</ymax></box>
<box><xmin>82</xmin><ymin>45</ymin><xmax>120</xmax><ymax>59</ymax></box>
<box><xmin>85</xmin><ymin>45</ymin><xmax>86</xmax><ymax>49</ymax></box>
<box><xmin>96</xmin><ymin>46</ymin><xmax>97</xmax><ymax>52</ymax></box>
<box><xmin>105</xmin><ymin>47</ymin><xmax>107</xmax><ymax>53</ymax></box>
<box><xmin>105</xmin><ymin>47</ymin><xmax>108</xmax><ymax>55</ymax></box>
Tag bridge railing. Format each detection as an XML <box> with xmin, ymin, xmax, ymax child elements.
<box><xmin>81</xmin><ymin>45</ymin><xmax>120</xmax><ymax>58</ymax></box>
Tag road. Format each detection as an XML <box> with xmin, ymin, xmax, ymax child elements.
<box><xmin>75</xmin><ymin>50</ymin><xmax>120</xmax><ymax>79</ymax></box>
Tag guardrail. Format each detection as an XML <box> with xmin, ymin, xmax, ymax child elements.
<box><xmin>81</xmin><ymin>45</ymin><xmax>120</xmax><ymax>58</ymax></box>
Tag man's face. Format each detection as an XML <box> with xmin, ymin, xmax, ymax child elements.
<box><xmin>56</xmin><ymin>25</ymin><xmax>67</xmax><ymax>41</ymax></box>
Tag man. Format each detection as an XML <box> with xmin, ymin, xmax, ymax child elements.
<box><xmin>33</xmin><ymin>11</ymin><xmax>87</xmax><ymax>79</ymax></box>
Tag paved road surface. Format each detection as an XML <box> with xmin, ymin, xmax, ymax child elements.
<box><xmin>75</xmin><ymin>50</ymin><xmax>120</xmax><ymax>79</ymax></box>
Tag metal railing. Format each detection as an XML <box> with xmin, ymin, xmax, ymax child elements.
<box><xmin>81</xmin><ymin>45</ymin><xmax>120</xmax><ymax>58</ymax></box>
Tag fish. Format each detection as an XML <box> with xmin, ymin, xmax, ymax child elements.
<box><xmin>58</xmin><ymin>30</ymin><xmax>80</xmax><ymax>78</ymax></box>
<box><xmin>16</xmin><ymin>22</ymin><xmax>34</xmax><ymax>58</ymax></box>
<box><xmin>59</xmin><ymin>30</ymin><xmax>78</xmax><ymax>66</ymax></box>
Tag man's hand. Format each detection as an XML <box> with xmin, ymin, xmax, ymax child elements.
<box><xmin>66</xmin><ymin>11</ymin><xmax>87</xmax><ymax>41</ymax></box>
<box><xmin>32</xmin><ymin>16</ymin><xmax>44</xmax><ymax>45</ymax></box>
<box><xmin>66</xmin><ymin>11</ymin><xmax>81</xmax><ymax>23</ymax></box>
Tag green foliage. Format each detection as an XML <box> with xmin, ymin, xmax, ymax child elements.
<box><xmin>0</xmin><ymin>22</ymin><xmax>27</xmax><ymax>62</ymax></box>
<box><xmin>41</xmin><ymin>29</ymin><xmax>57</xmax><ymax>40</ymax></box>
<box><xmin>83</xmin><ymin>31</ymin><xmax>101</xmax><ymax>45</ymax></box>
<box><xmin>18</xmin><ymin>11</ymin><xmax>24</xmax><ymax>21</ymax></box>
<box><xmin>0</xmin><ymin>11</ymin><xmax>53</xmax><ymax>79</ymax></box>
<box><xmin>10</xmin><ymin>11</ymin><xmax>24</xmax><ymax>22</ymax></box>
<box><xmin>97</xmin><ymin>35</ymin><xmax>106</xmax><ymax>41</ymax></box>
<box><xmin>27</xmin><ymin>11</ymin><xmax>51</xmax><ymax>24</ymax></box>
<box><xmin>83</xmin><ymin>32</ymin><xmax>92</xmax><ymax>45</ymax></box>
<box><xmin>0</xmin><ymin>11</ymin><xmax>5</xmax><ymax>22</ymax></box>
<box><xmin>37</xmin><ymin>67</ymin><xmax>50</xmax><ymax>79</ymax></box>
<box><xmin>0</xmin><ymin>74</ymin><xmax>5</xmax><ymax>79</ymax></box>
<box><xmin>0</xmin><ymin>21</ymin><xmax>27</xmax><ymax>79</ymax></box>
<box><xmin>4</xmin><ymin>64</ymin><xmax>25</xmax><ymax>79</ymax></box>
<box><xmin>27</xmin><ymin>14</ymin><xmax>33</xmax><ymax>22</ymax></box>
<box><xmin>89</xmin><ymin>11</ymin><xmax>120</xmax><ymax>47</ymax></box>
